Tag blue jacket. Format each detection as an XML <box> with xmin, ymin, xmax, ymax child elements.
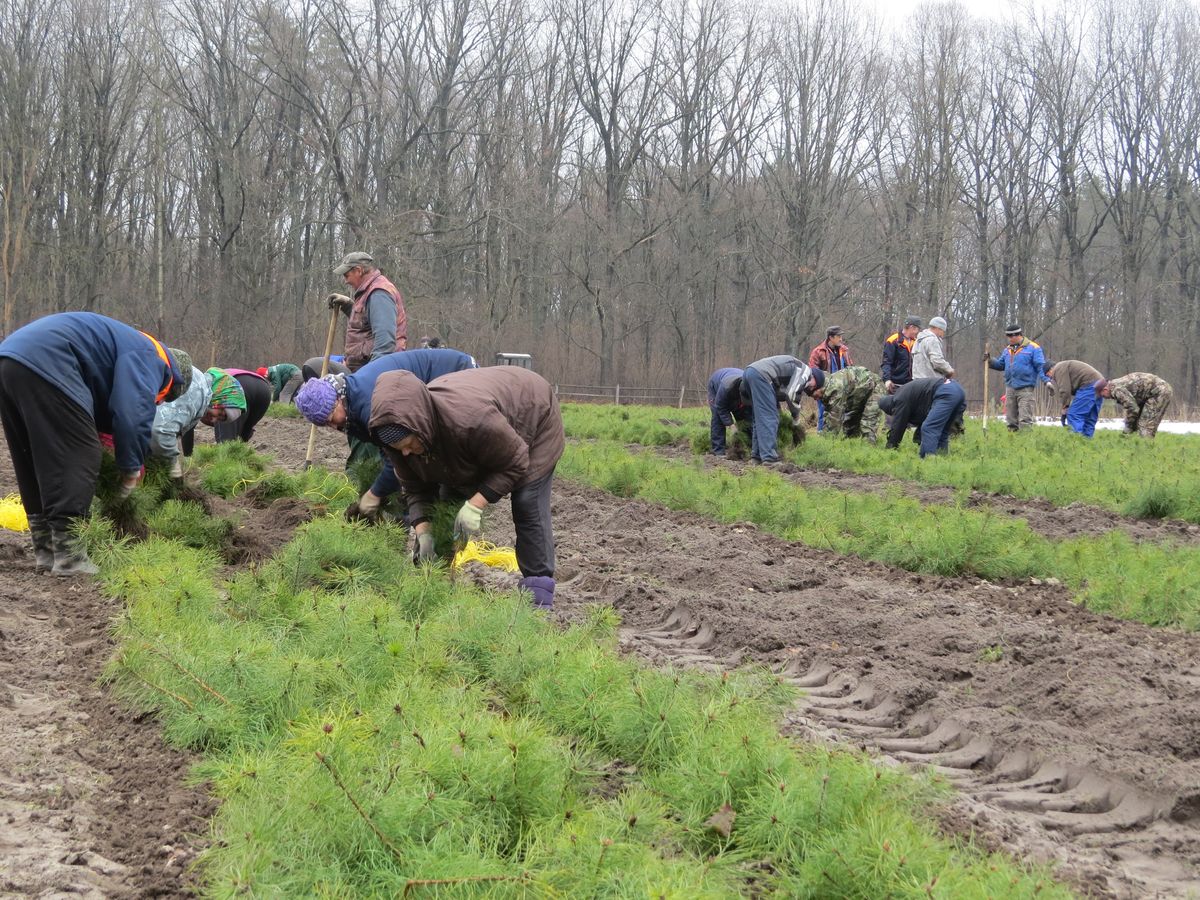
<box><xmin>0</xmin><ymin>312</ymin><xmax>181</xmax><ymax>472</ymax></box>
<box><xmin>989</xmin><ymin>338</ymin><xmax>1048</xmax><ymax>389</ymax></box>
<box><xmin>707</xmin><ymin>367</ymin><xmax>745</xmax><ymax>426</ymax></box>
<box><xmin>343</xmin><ymin>349</ymin><xmax>477</xmax><ymax>497</ymax></box>
<box><xmin>880</xmin><ymin>332</ymin><xmax>916</xmax><ymax>385</ymax></box>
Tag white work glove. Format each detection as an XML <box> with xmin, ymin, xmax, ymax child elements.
<box><xmin>413</xmin><ymin>532</ymin><xmax>436</xmax><ymax>565</ymax></box>
<box><xmin>357</xmin><ymin>489</ymin><xmax>381</xmax><ymax>516</ymax></box>
<box><xmin>168</xmin><ymin>457</ymin><xmax>184</xmax><ymax>480</ymax></box>
<box><xmin>453</xmin><ymin>501</ymin><xmax>484</xmax><ymax>541</ymax></box>
<box><xmin>117</xmin><ymin>472</ymin><xmax>141</xmax><ymax>499</ymax></box>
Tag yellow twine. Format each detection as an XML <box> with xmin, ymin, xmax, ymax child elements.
<box><xmin>452</xmin><ymin>540</ymin><xmax>519</xmax><ymax>572</ymax></box>
<box><xmin>0</xmin><ymin>494</ymin><xmax>29</xmax><ymax>532</ymax></box>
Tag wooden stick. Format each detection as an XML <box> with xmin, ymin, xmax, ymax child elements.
<box><xmin>304</xmin><ymin>305</ymin><xmax>341</xmax><ymax>470</ymax></box>
<box><xmin>982</xmin><ymin>342</ymin><xmax>991</xmax><ymax>430</ymax></box>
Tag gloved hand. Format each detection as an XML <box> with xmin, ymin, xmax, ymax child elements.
<box><xmin>168</xmin><ymin>457</ymin><xmax>184</xmax><ymax>480</ymax></box>
<box><xmin>412</xmin><ymin>532</ymin><xmax>436</xmax><ymax>565</ymax></box>
<box><xmin>982</xmin><ymin>351</ymin><xmax>991</xmax><ymax>362</ymax></box>
<box><xmin>326</xmin><ymin>292</ymin><xmax>352</xmax><ymax>312</ymax></box>
<box><xmin>117</xmin><ymin>472</ymin><xmax>141</xmax><ymax>499</ymax></box>
<box><xmin>357</xmin><ymin>489</ymin><xmax>381</xmax><ymax>517</ymax></box>
<box><xmin>453</xmin><ymin>501</ymin><xmax>484</xmax><ymax>541</ymax></box>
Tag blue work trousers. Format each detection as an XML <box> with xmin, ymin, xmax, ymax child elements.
<box><xmin>1066</xmin><ymin>382</ymin><xmax>1104</xmax><ymax>438</ymax></box>
<box><xmin>744</xmin><ymin>367</ymin><xmax>781</xmax><ymax>462</ymax></box>
<box><xmin>920</xmin><ymin>381</ymin><xmax>966</xmax><ymax>458</ymax></box>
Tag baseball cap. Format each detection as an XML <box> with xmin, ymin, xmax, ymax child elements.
<box><xmin>333</xmin><ymin>251</ymin><xmax>374</xmax><ymax>276</ymax></box>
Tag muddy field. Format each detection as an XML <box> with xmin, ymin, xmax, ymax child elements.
<box><xmin>3</xmin><ymin>416</ymin><xmax>1200</xmax><ymax>897</ymax></box>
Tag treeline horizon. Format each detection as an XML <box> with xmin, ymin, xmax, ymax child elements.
<box><xmin>2</xmin><ymin>0</ymin><xmax>1199</xmax><ymax>403</ymax></box>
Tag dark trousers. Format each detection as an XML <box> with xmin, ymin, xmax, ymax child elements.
<box><xmin>511</xmin><ymin>469</ymin><xmax>556</xmax><ymax>578</ymax></box>
<box><xmin>920</xmin><ymin>382</ymin><xmax>966</xmax><ymax>458</ymax></box>
<box><xmin>743</xmin><ymin>367</ymin><xmax>781</xmax><ymax>462</ymax></box>
<box><xmin>301</xmin><ymin>358</ymin><xmax>351</xmax><ymax>381</ymax></box>
<box><xmin>214</xmin><ymin>374</ymin><xmax>271</xmax><ymax>444</ymax></box>
<box><xmin>0</xmin><ymin>359</ymin><xmax>101</xmax><ymax>531</ymax></box>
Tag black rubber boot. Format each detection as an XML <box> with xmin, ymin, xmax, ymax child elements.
<box><xmin>27</xmin><ymin>514</ymin><xmax>55</xmax><ymax>574</ymax></box>
<box><xmin>50</xmin><ymin>528</ymin><xmax>99</xmax><ymax>577</ymax></box>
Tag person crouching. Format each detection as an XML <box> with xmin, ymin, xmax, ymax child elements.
<box><xmin>369</xmin><ymin>367</ymin><xmax>564</xmax><ymax>609</ymax></box>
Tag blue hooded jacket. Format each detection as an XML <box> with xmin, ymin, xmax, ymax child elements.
<box><xmin>0</xmin><ymin>312</ymin><xmax>182</xmax><ymax>472</ymax></box>
<box><xmin>988</xmin><ymin>338</ymin><xmax>1049</xmax><ymax>389</ymax></box>
<box><xmin>707</xmin><ymin>367</ymin><xmax>746</xmax><ymax>426</ymax></box>
<box><xmin>342</xmin><ymin>349</ymin><xmax>477</xmax><ymax>497</ymax></box>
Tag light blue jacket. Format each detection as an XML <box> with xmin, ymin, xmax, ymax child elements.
<box><xmin>151</xmin><ymin>367</ymin><xmax>211</xmax><ymax>459</ymax></box>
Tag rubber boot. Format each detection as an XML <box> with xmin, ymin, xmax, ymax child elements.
<box><xmin>50</xmin><ymin>528</ymin><xmax>99</xmax><ymax>577</ymax></box>
<box><xmin>27</xmin><ymin>513</ymin><xmax>55</xmax><ymax>574</ymax></box>
<box><xmin>519</xmin><ymin>576</ymin><xmax>555</xmax><ymax>610</ymax></box>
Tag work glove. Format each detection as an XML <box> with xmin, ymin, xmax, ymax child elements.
<box><xmin>982</xmin><ymin>351</ymin><xmax>991</xmax><ymax>362</ymax></box>
<box><xmin>357</xmin><ymin>489</ymin><xmax>381</xmax><ymax>516</ymax></box>
<box><xmin>168</xmin><ymin>457</ymin><xmax>184</xmax><ymax>480</ymax></box>
<box><xmin>117</xmin><ymin>472</ymin><xmax>141</xmax><ymax>499</ymax></box>
<box><xmin>413</xmin><ymin>532</ymin><xmax>436</xmax><ymax>565</ymax></box>
<box><xmin>453</xmin><ymin>501</ymin><xmax>484</xmax><ymax>542</ymax></box>
<box><xmin>326</xmin><ymin>292</ymin><xmax>352</xmax><ymax>313</ymax></box>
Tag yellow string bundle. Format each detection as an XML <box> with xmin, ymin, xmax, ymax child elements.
<box><xmin>452</xmin><ymin>539</ymin><xmax>519</xmax><ymax>572</ymax></box>
<box><xmin>0</xmin><ymin>494</ymin><xmax>28</xmax><ymax>532</ymax></box>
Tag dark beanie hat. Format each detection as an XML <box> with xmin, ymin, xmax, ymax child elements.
<box><xmin>806</xmin><ymin>368</ymin><xmax>826</xmax><ymax>393</ymax></box>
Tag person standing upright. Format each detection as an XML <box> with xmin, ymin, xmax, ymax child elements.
<box><xmin>911</xmin><ymin>316</ymin><xmax>955</xmax><ymax>380</ymax></box>
<box><xmin>986</xmin><ymin>324</ymin><xmax>1048</xmax><ymax>431</ymax></box>
<box><xmin>808</xmin><ymin>326</ymin><xmax>852</xmax><ymax>431</ymax></box>
<box><xmin>326</xmin><ymin>251</ymin><xmax>407</xmax><ymax>371</ymax></box>
<box><xmin>881</xmin><ymin>316</ymin><xmax>922</xmax><ymax>394</ymax></box>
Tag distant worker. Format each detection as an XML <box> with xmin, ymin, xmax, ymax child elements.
<box><xmin>706</xmin><ymin>367</ymin><xmax>751</xmax><ymax>457</ymax></box>
<box><xmin>881</xmin><ymin>316</ymin><xmax>922</xmax><ymax>394</ymax></box>
<box><xmin>153</xmin><ymin>351</ymin><xmax>210</xmax><ymax>477</ymax></box>
<box><xmin>293</xmin><ymin>348</ymin><xmax>479</xmax><ymax>517</ymax></box>
<box><xmin>1098</xmin><ymin>373</ymin><xmax>1174</xmax><ymax>438</ymax></box>
<box><xmin>370</xmin><ymin>367</ymin><xmax>564</xmax><ymax>609</ymax></box>
<box><xmin>808</xmin><ymin>325</ymin><xmax>852</xmax><ymax>431</ymax></box>
<box><xmin>257</xmin><ymin>363</ymin><xmax>302</xmax><ymax>403</ymax></box>
<box><xmin>419</xmin><ymin>335</ymin><xmax>443</xmax><ymax>348</ymax></box>
<box><xmin>741</xmin><ymin>355</ymin><xmax>824</xmax><ymax>465</ymax></box>
<box><xmin>0</xmin><ymin>312</ymin><xmax>187</xmax><ymax>575</ymax></box>
<box><xmin>809</xmin><ymin>365</ymin><xmax>886</xmax><ymax>443</ymax></box>
<box><xmin>1045</xmin><ymin>360</ymin><xmax>1104</xmax><ymax>438</ymax></box>
<box><xmin>301</xmin><ymin>356</ymin><xmax>351</xmax><ymax>382</ymax></box>
<box><xmin>326</xmin><ymin>251</ymin><xmax>407</xmax><ymax>371</ymax></box>
<box><xmin>986</xmin><ymin>324</ymin><xmax>1048</xmax><ymax>431</ymax></box>
<box><xmin>912</xmin><ymin>316</ymin><xmax>955</xmax><ymax>380</ymax></box>
<box><xmin>877</xmin><ymin>377</ymin><xmax>967</xmax><ymax>458</ymax></box>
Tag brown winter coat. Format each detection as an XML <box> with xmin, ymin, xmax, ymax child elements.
<box><xmin>1050</xmin><ymin>360</ymin><xmax>1103</xmax><ymax>409</ymax></box>
<box><xmin>369</xmin><ymin>367</ymin><xmax>565</xmax><ymax>523</ymax></box>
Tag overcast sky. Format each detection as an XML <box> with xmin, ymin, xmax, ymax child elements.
<box><xmin>873</xmin><ymin>0</ymin><xmax>1042</xmax><ymax>29</ymax></box>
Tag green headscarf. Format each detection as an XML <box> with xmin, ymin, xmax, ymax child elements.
<box><xmin>207</xmin><ymin>367</ymin><xmax>247</xmax><ymax>410</ymax></box>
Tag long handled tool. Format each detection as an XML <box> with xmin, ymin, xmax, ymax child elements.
<box><xmin>982</xmin><ymin>342</ymin><xmax>990</xmax><ymax>431</ymax></box>
<box><xmin>303</xmin><ymin>305</ymin><xmax>341</xmax><ymax>470</ymax></box>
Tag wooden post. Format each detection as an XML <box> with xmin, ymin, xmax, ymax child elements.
<box><xmin>303</xmin><ymin>305</ymin><xmax>341</xmax><ymax>470</ymax></box>
<box><xmin>678</xmin><ymin>385</ymin><xmax>685</xmax><ymax>409</ymax></box>
<box><xmin>982</xmin><ymin>342</ymin><xmax>990</xmax><ymax>430</ymax></box>
<box><xmin>615</xmin><ymin>384</ymin><xmax>620</xmax><ymax>405</ymax></box>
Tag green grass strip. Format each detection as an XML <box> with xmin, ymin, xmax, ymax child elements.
<box><xmin>561</xmin><ymin>402</ymin><xmax>1200</xmax><ymax>523</ymax></box>
<box><xmin>82</xmin><ymin>459</ymin><xmax>1069</xmax><ymax>896</ymax></box>
<box><xmin>560</xmin><ymin>441</ymin><xmax>1200</xmax><ymax>630</ymax></box>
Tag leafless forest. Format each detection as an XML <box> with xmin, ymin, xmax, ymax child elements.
<box><xmin>2</xmin><ymin>0</ymin><xmax>1199</xmax><ymax>401</ymax></box>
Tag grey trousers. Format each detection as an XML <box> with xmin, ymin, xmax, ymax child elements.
<box><xmin>1007</xmin><ymin>386</ymin><xmax>1035</xmax><ymax>430</ymax></box>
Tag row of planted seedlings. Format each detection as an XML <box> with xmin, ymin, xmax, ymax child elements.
<box><xmin>557</xmin><ymin>441</ymin><xmax>1200</xmax><ymax>630</ymax></box>
<box><xmin>82</xmin><ymin>444</ymin><xmax>1068</xmax><ymax>896</ymax></box>
<box><xmin>561</xmin><ymin>401</ymin><xmax>1200</xmax><ymax>523</ymax></box>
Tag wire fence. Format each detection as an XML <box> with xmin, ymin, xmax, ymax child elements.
<box><xmin>553</xmin><ymin>384</ymin><xmax>708</xmax><ymax>407</ymax></box>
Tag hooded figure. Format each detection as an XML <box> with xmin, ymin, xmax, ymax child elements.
<box><xmin>368</xmin><ymin>366</ymin><xmax>564</xmax><ymax>608</ymax></box>
<box><xmin>0</xmin><ymin>312</ymin><xmax>184</xmax><ymax>575</ymax></box>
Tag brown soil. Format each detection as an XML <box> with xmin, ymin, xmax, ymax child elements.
<box><xmin>654</xmin><ymin>442</ymin><xmax>1200</xmax><ymax>546</ymax></box>
<box><xmin>0</xmin><ymin>425</ymin><xmax>316</xmax><ymax>897</ymax></box>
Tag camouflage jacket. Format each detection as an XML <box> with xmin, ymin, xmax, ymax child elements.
<box><xmin>821</xmin><ymin>366</ymin><xmax>880</xmax><ymax>412</ymax></box>
<box><xmin>1108</xmin><ymin>373</ymin><xmax>1172</xmax><ymax>426</ymax></box>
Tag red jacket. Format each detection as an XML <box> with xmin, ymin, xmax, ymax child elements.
<box><xmin>808</xmin><ymin>340</ymin><xmax>852</xmax><ymax>373</ymax></box>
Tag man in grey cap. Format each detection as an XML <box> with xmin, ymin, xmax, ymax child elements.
<box><xmin>327</xmin><ymin>251</ymin><xmax>407</xmax><ymax>371</ymax></box>
<box><xmin>912</xmin><ymin>316</ymin><xmax>955</xmax><ymax>380</ymax></box>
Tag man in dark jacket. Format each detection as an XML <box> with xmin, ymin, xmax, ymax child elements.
<box><xmin>368</xmin><ymin>366</ymin><xmax>565</xmax><ymax>609</ymax></box>
<box><xmin>0</xmin><ymin>312</ymin><xmax>187</xmax><ymax>575</ymax></box>
<box><xmin>881</xmin><ymin>316</ymin><xmax>921</xmax><ymax>393</ymax></box>
<box><xmin>706</xmin><ymin>367</ymin><xmax>750</xmax><ymax>456</ymax></box>
<box><xmin>1046</xmin><ymin>360</ymin><xmax>1104</xmax><ymax>437</ymax></box>
<box><xmin>878</xmin><ymin>377</ymin><xmax>966</xmax><ymax>458</ymax></box>
<box><xmin>327</xmin><ymin>251</ymin><xmax>407</xmax><ymax>370</ymax></box>
<box><xmin>293</xmin><ymin>348</ymin><xmax>478</xmax><ymax>515</ymax></box>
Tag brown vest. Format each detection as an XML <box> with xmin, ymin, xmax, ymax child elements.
<box><xmin>345</xmin><ymin>270</ymin><xmax>407</xmax><ymax>370</ymax></box>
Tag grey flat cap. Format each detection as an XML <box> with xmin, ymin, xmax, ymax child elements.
<box><xmin>333</xmin><ymin>251</ymin><xmax>374</xmax><ymax>275</ymax></box>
